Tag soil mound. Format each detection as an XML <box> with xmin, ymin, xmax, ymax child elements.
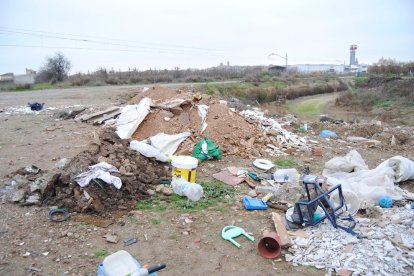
<box><xmin>130</xmin><ymin>86</ymin><xmax>261</xmax><ymax>158</ymax></box>
<box><xmin>45</xmin><ymin>128</ymin><xmax>170</xmax><ymax>217</ymax></box>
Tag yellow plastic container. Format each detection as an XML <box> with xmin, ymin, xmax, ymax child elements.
<box><xmin>171</xmin><ymin>156</ymin><xmax>198</xmax><ymax>183</ymax></box>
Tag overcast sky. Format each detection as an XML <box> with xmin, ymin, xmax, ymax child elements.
<box><xmin>1</xmin><ymin>0</ymin><xmax>413</xmax><ymax>74</ymax></box>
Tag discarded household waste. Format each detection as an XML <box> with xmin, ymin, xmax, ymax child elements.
<box><xmin>196</xmin><ymin>104</ymin><xmax>209</xmax><ymax>133</ymax></box>
<box><xmin>252</xmin><ymin>159</ymin><xmax>274</xmax><ymax>170</ymax></box>
<box><xmin>130</xmin><ymin>132</ymin><xmax>191</xmax><ymax>162</ymax></box>
<box><xmin>28</xmin><ymin>102</ymin><xmax>44</xmax><ymax>111</ymax></box>
<box><xmin>289</xmin><ymin>175</ymin><xmax>357</xmax><ymax>236</ymax></box>
<box><xmin>378</xmin><ymin>195</ymin><xmax>393</xmax><ymax>208</ymax></box>
<box><xmin>221</xmin><ymin>225</ymin><xmax>255</xmax><ymax>248</ymax></box>
<box><xmin>272</xmin><ymin>168</ymin><xmax>299</xmax><ymax>184</ymax></box>
<box><xmin>192</xmin><ymin>137</ymin><xmax>222</xmax><ymax>161</ymax></box>
<box><xmin>323</xmin><ymin>150</ymin><xmax>414</xmax><ymax>207</ymax></box>
<box><xmin>171</xmin><ymin>155</ymin><xmax>198</xmax><ymax>183</ymax></box>
<box><xmin>257</xmin><ymin>231</ymin><xmax>282</xmax><ymax>259</ymax></box>
<box><xmin>171</xmin><ymin>177</ymin><xmax>203</xmax><ymax>201</ymax></box>
<box><xmin>97</xmin><ymin>250</ymin><xmax>166</xmax><ymax>276</ymax></box>
<box><xmin>242</xmin><ymin>197</ymin><xmax>268</xmax><ymax>210</ymax></box>
<box><xmin>74</xmin><ymin>162</ymin><xmax>122</xmax><ymax>189</ymax></box>
<box><xmin>116</xmin><ymin>97</ymin><xmax>152</xmax><ymax>139</ymax></box>
<box><xmin>319</xmin><ymin>130</ymin><xmax>337</xmax><ymax>137</ymax></box>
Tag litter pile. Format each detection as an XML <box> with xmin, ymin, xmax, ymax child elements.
<box><xmin>286</xmin><ymin>208</ymin><xmax>414</xmax><ymax>275</ymax></box>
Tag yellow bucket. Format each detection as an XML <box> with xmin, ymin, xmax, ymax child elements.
<box><xmin>171</xmin><ymin>156</ymin><xmax>198</xmax><ymax>183</ymax></box>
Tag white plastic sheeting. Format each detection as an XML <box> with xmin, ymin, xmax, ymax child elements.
<box><xmin>196</xmin><ymin>104</ymin><xmax>209</xmax><ymax>133</ymax></box>
<box><xmin>130</xmin><ymin>132</ymin><xmax>191</xmax><ymax>162</ymax></box>
<box><xmin>74</xmin><ymin>162</ymin><xmax>122</xmax><ymax>189</ymax></box>
<box><xmin>323</xmin><ymin>150</ymin><xmax>414</xmax><ymax>207</ymax></box>
<box><xmin>115</xmin><ymin>98</ymin><xmax>152</xmax><ymax>139</ymax></box>
<box><xmin>130</xmin><ymin>141</ymin><xmax>169</xmax><ymax>162</ymax></box>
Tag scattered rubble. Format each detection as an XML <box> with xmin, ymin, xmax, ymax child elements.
<box><xmin>286</xmin><ymin>208</ymin><xmax>414</xmax><ymax>275</ymax></box>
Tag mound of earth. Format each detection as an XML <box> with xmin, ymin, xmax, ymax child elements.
<box><xmin>130</xmin><ymin>86</ymin><xmax>267</xmax><ymax>158</ymax></box>
<box><xmin>45</xmin><ymin>128</ymin><xmax>170</xmax><ymax>217</ymax></box>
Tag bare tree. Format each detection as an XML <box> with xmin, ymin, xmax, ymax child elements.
<box><xmin>36</xmin><ymin>52</ymin><xmax>72</xmax><ymax>83</ymax></box>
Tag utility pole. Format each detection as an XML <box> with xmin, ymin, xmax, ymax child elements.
<box><xmin>268</xmin><ymin>52</ymin><xmax>288</xmax><ymax>73</ymax></box>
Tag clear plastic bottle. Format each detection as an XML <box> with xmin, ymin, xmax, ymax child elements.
<box><xmin>272</xmin><ymin>168</ymin><xmax>299</xmax><ymax>184</ymax></box>
<box><xmin>255</xmin><ymin>184</ymin><xmax>281</xmax><ymax>195</ymax></box>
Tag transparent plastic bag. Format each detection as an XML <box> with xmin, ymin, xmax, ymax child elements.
<box><xmin>171</xmin><ymin>177</ymin><xmax>203</xmax><ymax>201</ymax></box>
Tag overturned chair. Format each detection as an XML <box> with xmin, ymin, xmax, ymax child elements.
<box><xmin>291</xmin><ymin>175</ymin><xmax>358</xmax><ymax>236</ymax></box>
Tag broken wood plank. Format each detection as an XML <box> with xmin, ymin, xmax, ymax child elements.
<box><xmin>271</xmin><ymin>212</ymin><xmax>292</xmax><ymax>248</ymax></box>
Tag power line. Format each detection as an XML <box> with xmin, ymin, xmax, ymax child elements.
<box><xmin>0</xmin><ymin>44</ymin><xmax>263</xmax><ymax>59</ymax></box>
<box><xmin>0</xmin><ymin>27</ymin><xmax>225</xmax><ymax>53</ymax></box>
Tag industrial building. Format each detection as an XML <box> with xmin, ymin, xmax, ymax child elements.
<box><xmin>271</xmin><ymin>45</ymin><xmax>368</xmax><ymax>75</ymax></box>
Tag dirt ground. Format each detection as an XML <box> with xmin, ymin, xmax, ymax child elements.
<box><xmin>1</xmin><ymin>85</ymin><xmax>413</xmax><ymax>275</ymax></box>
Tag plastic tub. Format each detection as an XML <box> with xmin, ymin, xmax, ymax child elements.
<box><xmin>171</xmin><ymin>156</ymin><xmax>198</xmax><ymax>183</ymax></box>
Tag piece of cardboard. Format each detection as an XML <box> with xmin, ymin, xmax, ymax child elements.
<box><xmin>213</xmin><ymin>171</ymin><xmax>245</xmax><ymax>186</ymax></box>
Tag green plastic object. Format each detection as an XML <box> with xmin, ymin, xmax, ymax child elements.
<box><xmin>221</xmin><ymin>225</ymin><xmax>255</xmax><ymax>248</ymax></box>
<box><xmin>192</xmin><ymin>137</ymin><xmax>222</xmax><ymax>161</ymax></box>
<box><xmin>247</xmin><ymin>171</ymin><xmax>259</xmax><ymax>181</ymax></box>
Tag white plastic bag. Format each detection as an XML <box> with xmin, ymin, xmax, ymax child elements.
<box><xmin>171</xmin><ymin>177</ymin><xmax>203</xmax><ymax>201</ymax></box>
<box><xmin>129</xmin><ymin>140</ymin><xmax>168</xmax><ymax>162</ymax></box>
<box><xmin>130</xmin><ymin>132</ymin><xmax>191</xmax><ymax>162</ymax></box>
<box><xmin>196</xmin><ymin>105</ymin><xmax>209</xmax><ymax>133</ymax></box>
<box><xmin>74</xmin><ymin>162</ymin><xmax>122</xmax><ymax>189</ymax></box>
<box><xmin>143</xmin><ymin>132</ymin><xmax>191</xmax><ymax>156</ymax></box>
<box><xmin>376</xmin><ymin>156</ymin><xmax>414</xmax><ymax>182</ymax></box>
<box><xmin>323</xmin><ymin>151</ymin><xmax>414</xmax><ymax>207</ymax></box>
<box><xmin>323</xmin><ymin>150</ymin><xmax>368</xmax><ymax>174</ymax></box>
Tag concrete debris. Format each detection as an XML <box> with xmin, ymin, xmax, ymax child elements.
<box><xmin>75</xmin><ymin>106</ymin><xmax>121</xmax><ymax>124</ymax></box>
<box><xmin>239</xmin><ymin>109</ymin><xmax>307</xmax><ymax>153</ymax></box>
<box><xmin>286</xmin><ymin>208</ymin><xmax>414</xmax><ymax>275</ymax></box>
<box><xmin>104</xmin><ymin>234</ymin><xmax>119</xmax><ymax>244</ymax></box>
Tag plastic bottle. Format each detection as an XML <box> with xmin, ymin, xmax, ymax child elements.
<box><xmin>261</xmin><ymin>193</ymin><xmax>273</xmax><ymax>203</ymax></box>
<box><xmin>171</xmin><ymin>177</ymin><xmax>203</xmax><ymax>201</ymax></box>
<box><xmin>255</xmin><ymin>184</ymin><xmax>281</xmax><ymax>195</ymax></box>
<box><xmin>272</xmin><ymin>169</ymin><xmax>299</xmax><ymax>184</ymax></box>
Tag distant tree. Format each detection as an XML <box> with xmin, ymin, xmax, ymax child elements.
<box><xmin>36</xmin><ymin>52</ymin><xmax>71</xmax><ymax>83</ymax></box>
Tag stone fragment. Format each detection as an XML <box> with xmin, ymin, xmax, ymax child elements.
<box><xmin>25</xmin><ymin>194</ymin><xmax>40</xmax><ymax>205</ymax></box>
<box><xmin>311</xmin><ymin>147</ymin><xmax>322</xmax><ymax>156</ymax></box>
<box><xmin>162</xmin><ymin>187</ymin><xmax>173</xmax><ymax>196</ymax></box>
<box><xmin>11</xmin><ymin>189</ymin><xmax>26</xmax><ymax>202</ymax></box>
<box><xmin>179</xmin><ymin>112</ymin><xmax>190</xmax><ymax>125</ymax></box>
<box><xmin>105</xmin><ymin>234</ymin><xmax>119</xmax><ymax>244</ymax></box>
<box><xmin>155</xmin><ymin>185</ymin><xmax>164</xmax><ymax>193</ymax></box>
<box><xmin>337</xmin><ymin>268</ymin><xmax>352</xmax><ymax>276</ymax></box>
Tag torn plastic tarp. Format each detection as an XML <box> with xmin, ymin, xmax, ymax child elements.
<box><xmin>323</xmin><ymin>150</ymin><xmax>414</xmax><ymax>207</ymax></box>
<box><xmin>130</xmin><ymin>132</ymin><xmax>191</xmax><ymax>162</ymax></box>
<box><xmin>116</xmin><ymin>98</ymin><xmax>152</xmax><ymax>139</ymax></box>
<box><xmin>196</xmin><ymin>104</ymin><xmax>209</xmax><ymax>133</ymax></box>
<box><xmin>74</xmin><ymin>162</ymin><xmax>122</xmax><ymax>189</ymax></box>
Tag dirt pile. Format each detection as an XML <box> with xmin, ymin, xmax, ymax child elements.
<box><xmin>44</xmin><ymin>128</ymin><xmax>170</xmax><ymax>217</ymax></box>
<box><xmin>129</xmin><ymin>86</ymin><xmax>278</xmax><ymax>159</ymax></box>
